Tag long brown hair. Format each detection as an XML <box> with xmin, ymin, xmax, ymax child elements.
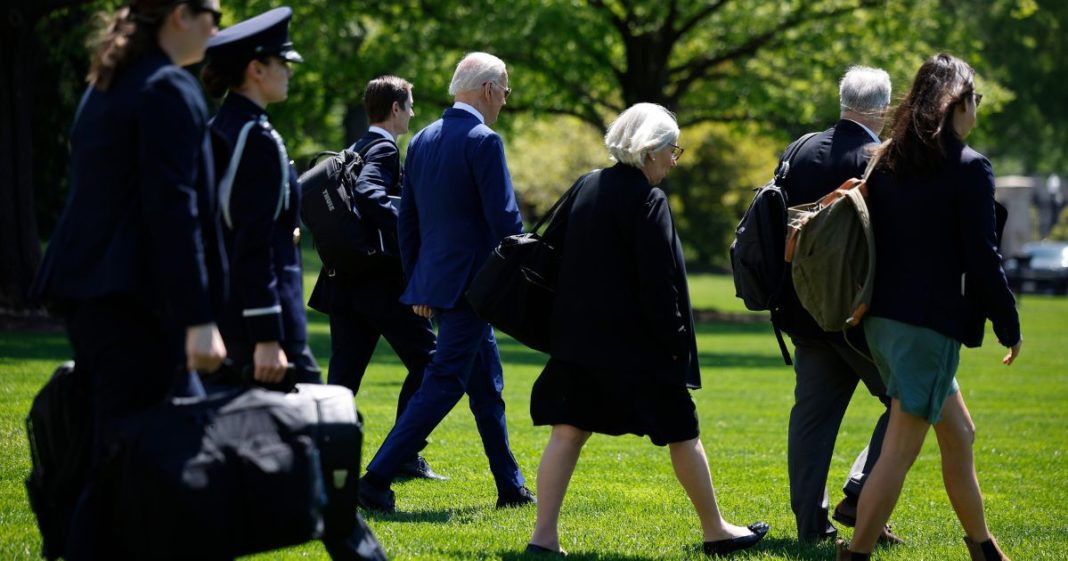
<box><xmin>86</xmin><ymin>0</ymin><xmax>184</xmax><ymax>91</ymax></box>
<box><xmin>877</xmin><ymin>53</ymin><xmax>975</xmax><ymax>177</ymax></box>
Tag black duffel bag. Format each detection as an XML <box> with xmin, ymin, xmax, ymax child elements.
<box><xmin>103</xmin><ymin>387</ymin><xmax>326</xmax><ymax>560</ymax></box>
<box><xmin>466</xmin><ymin>170</ymin><xmax>598</xmax><ymax>352</ymax></box>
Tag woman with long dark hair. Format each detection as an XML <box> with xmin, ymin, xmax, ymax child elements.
<box><xmin>31</xmin><ymin>0</ymin><xmax>225</xmax><ymax>557</ymax></box>
<box><xmin>837</xmin><ymin>54</ymin><xmax>1021</xmax><ymax>561</ymax></box>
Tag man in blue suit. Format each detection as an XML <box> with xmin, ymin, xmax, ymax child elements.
<box><xmin>359</xmin><ymin>52</ymin><xmax>533</xmax><ymax>513</ymax></box>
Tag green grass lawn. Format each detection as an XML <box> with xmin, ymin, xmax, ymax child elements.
<box><xmin>2</xmin><ymin>272</ymin><xmax>1066</xmax><ymax>560</ymax></box>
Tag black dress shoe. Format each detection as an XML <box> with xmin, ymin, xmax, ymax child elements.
<box><xmin>497</xmin><ymin>485</ymin><xmax>536</xmax><ymax>508</ymax></box>
<box><xmin>396</xmin><ymin>455</ymin><xmax>449</xmax><ymax>480</ymax></box>
<box><xmin>358</xmin><ymin>479</ymin><xmax>396</xmax><ymax>514</ymax></box>
<box><xmin>525</xmin><ymin>543</ymin><xmax>566</xmax><ymax>556</ymax></box>
<box><xmin>833</xmin><ymin>498</ymin><xmax>904</xmax><ymax>545</ymax></box>
<box><xmin>702</xmin><ymin>522</ymin><xmax>769</xmax><ymax>556</ymax></box>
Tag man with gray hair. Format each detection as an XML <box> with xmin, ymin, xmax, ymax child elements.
<box><xmin>358</xmin><ymin>52</ymin><xmax>533</xmax><ymax>514</ymax></box>
<box><xmin>774</xmin><ymin>66</ymin><xmax>904</xmax><ymax>545</ymax></box>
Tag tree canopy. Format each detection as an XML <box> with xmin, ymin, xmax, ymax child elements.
<box><xmin>2</xmin><ymin>0</ymin><xmax>1066</xmax><ymax>311</ymax></box>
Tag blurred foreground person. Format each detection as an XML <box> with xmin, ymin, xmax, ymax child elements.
<box><xmin>525</xmin><ymin>103</ymin><xmax>769</xmax><ymax>557</ymax></box>
<box><xmin>838</xmin><ymin>53</ymin><xmax>1021</xmax><ymax>561</ymax></box>
<box><xmin>31</xmin><ymin>0</ymin><xmax>226</xmax><ymax>557</ymax></box>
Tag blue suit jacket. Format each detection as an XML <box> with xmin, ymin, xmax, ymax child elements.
<box><xmin>210</xmin><ymin>93</ymin><xmax>305</xmax><ymax>345</ymax></box>
<box><xmin>398</xmin><ymin>108</ymin><xmax>523</xmax><ymax>308</ymax></box>
<box><xmin>867</xmin><ymin>137</ymin><xmax>1020</xmax><ymax>348</ymax></box>
<box><xmin>32</xmin><ymin>48</ymin><xmax>226</xmax><ymax>329</ymax></box>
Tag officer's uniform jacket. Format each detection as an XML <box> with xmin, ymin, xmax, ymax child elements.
<box><xmin>210</xmin><ymin>92</ymin><xmax>305</xmax><ymax>346</ymax></box>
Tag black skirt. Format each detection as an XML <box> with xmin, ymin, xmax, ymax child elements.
<box><xmin>530</xmin><ymin>357</ymin><xmax>699</xmax><ymax>446</ymax></box>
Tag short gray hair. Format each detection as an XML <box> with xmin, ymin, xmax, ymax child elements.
<box><xmin>604</xmin><ymin>103</ymin><xmax>679</xmax><ymax>167</ymax></box>
<box><xmin>448</xmin><ymin>52</ymin><xmax>507</xmax><ymax>96</ymax></box>
<box><xmin>839</xmin><ymin>66</ymin><xmax>891</xmax><ymax>115</ymax></box>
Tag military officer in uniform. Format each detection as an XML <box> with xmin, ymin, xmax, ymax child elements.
<box><xmin>201</xmin><ymin>7</ymin><xmax>320</xmax><ymax>385</ymax></box>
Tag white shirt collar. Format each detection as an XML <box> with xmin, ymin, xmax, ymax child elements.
<box><xmin>367</xmin><ymin>125</ymin><xmax>395</xmax><ymax>143</ymax></box>
<box><xmin>845</xmin><ymin>119</ymin><xmax>881</xmax><ymax>143</ymax></box>
<box><xmin>452</xmin><ymin>102</ymin><xmax>485</xmax><ymax>124</ymax></box>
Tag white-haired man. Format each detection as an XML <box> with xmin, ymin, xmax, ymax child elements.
<box><xmin>775</xmin><ymin>66</ymin><xmax>904</xmax><ymax>545</ymax></box>
<box><xmin>358</xmin><ymin>52</ymin><xmax>533</xmax><ymax>514</ymax></box>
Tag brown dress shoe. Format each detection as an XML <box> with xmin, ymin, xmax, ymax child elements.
<box><xmin>964</xmin><ymin>536</ymin><xmax>1011</xmax><ymax>561</ymax></box>
<box><xmin>832</xmin><ymin>498</ymin><xmax>904</xmax><ymax>545</ymax></box>
<box><xmin>835</xmin><ymin>539</ymin><xmax>870</xmax><ymax>561</ymax></box>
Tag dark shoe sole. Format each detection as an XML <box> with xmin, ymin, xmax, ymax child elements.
<box><xmin>525</xmin><ymin>543</ymin><xmax>566</xmax><ymax>557</ymax></box>
<box><xmin>703</xmin><ymin>521</ymin><xmax>769</xmax><ymax>556</ymax></box>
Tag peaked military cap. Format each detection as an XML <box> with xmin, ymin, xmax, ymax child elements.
<box><xmin>206</xmin><ymin>7</ymin><xmax>303</xmax><ymax>66</ymax></box>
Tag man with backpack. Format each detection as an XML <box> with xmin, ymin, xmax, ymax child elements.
<box><xmin>308</xmin><ymin>75</ymin><xmax>443</xmax><ymax>480</ymax></box>
<box><xmin>775</xmin><ymin>66</ymin><xmax>903</xmax><ymax>545</ymax></box>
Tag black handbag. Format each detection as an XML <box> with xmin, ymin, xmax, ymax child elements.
<box><xmin>466</xmin><ymin>170</ymin><xmax>598</xmax><ymax>352</ymax></box>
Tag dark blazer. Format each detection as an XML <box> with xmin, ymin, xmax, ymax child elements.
<box><xmin>308</xmin><ymin>130</ymin><xmax>405</xmax><ymax>314</ymax></box>
<box><xmin>866</xmin><ymin>137</ymin><xmax>1020</xmax><ymax>348</ymax></box>
<box><xmin>210</xmin><ymin>93</ymin><xmax>305</xmax><ymax>345</ymax></box>
<box><xmin>777</xmin><ymin>119</ymin><xmax>877</xmax><ymax>337</ymax></box>
<box><xmin>549</xmin><ymin>164</ymin><xmax>700</xmax><ymax>389</ymax></box>
<box><xmin>398</xmin><ymin>108</ymin><xmax>523</xmax><ymax>308</ymax></box>
<box><xmin>32</xmin><ymin>48</ymin><xmax>226</xmax><ymax>328</ymax></box>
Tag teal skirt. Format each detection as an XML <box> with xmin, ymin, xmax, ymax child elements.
<box><xmin>863</xmin><ymin>316</ymin><xmax>960</xmax><ymax>424</ymax></box>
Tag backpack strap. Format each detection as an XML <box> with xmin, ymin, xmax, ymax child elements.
<box><xmin>772</xmin><ymin>323</ymin><xmax>792</xmax><ymax>365</ymax></box>
<box><xmin>775</xmin><ymin>131</ymin><xmax>820</xmax><ymax>184</ymax></box>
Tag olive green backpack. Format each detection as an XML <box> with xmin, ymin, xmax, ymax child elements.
<box><xmin>785</xmin><ymin>143</ymin><xmax>886</xmax><ymax>333</ymax></box>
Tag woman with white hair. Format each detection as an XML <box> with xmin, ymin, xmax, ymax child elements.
<box><xmin>525</xmin><ymin>103</ymin><xmax>768</xmax><ymax>557</ymax></box>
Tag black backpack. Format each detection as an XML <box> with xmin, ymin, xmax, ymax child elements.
<box><xmin>25</xmin><ymin>361</ymin><xmax>92</xmax><ymax>561</ymax></box>
<box><xmin>299</xmin><ymin>138</ymin><xmax>394</xmax><ymax>278</ymax></box>
<box><xmin>729</xmin><ymin>132</ymin><xmax>817</xmax><ymax>365</ymax></box>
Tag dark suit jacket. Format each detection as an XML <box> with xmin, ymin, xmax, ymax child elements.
<box><xmin>549</xmin><ymin>164</ymin><xmax>700</xmax><ymax>389</ymax></box>
<box><xmin>866</xmin><ymin>137</ymin><xmax>1020</xmax><ymax>347</ymax></box>
<box><xmin>398</xmin><ymin>107</ymin><xmax>523</xmax><ymax>308</ymax></box>
<box><xmin>307</xmin><ymin>131</ymin><xmax>405</xmax><ymax>314</ymax></box>
<box><xmin>210</xmin><ymin>93</ymin><xmax>305</xmax><ymax>345</ymax></box>
<box><xmin>32</xmin><ymin>48</ymin><xmax>226</xmax><ymax>329</ymax></box>
<box><xmin>777</xmin><ymin>119</ymin><xmax>877</xmax><ymax>338</ymax></box>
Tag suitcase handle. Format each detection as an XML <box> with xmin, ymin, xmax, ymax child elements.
<box><xmin>200</xmin><ymin>360</ymin><xmax>298</xmax><ymax>393</ymax></box>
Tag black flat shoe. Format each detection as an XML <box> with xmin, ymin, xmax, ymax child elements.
<box><xmin>525</xmin><ymin>543</ymin><xmax>566</xmax><ymax>557</ymax></box>
<box><xmin>702</xmin><ymin>522</ymin><xmax>769</xmax><ymax>556</ymax></box>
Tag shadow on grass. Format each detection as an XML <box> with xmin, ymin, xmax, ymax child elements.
<box><xmin>0</xmin><ymin>331</ymin><xmax>71</xmax><ymax>362</ymax></box>
<box><xmin>359</xmin><ymin>505</ymin><xmax>482</xmax><ymax>524</ymax></box>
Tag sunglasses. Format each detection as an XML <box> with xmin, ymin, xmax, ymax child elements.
<box><xmin>186</xmin><ymin>2</ymin><xmax>223</xmax><ymax>27</ymax></box>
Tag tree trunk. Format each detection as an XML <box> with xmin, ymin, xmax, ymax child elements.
<box><xmin>0</xmin><ymin>4</ymin><xmax>43</xmax><ymax>314</ymax></box>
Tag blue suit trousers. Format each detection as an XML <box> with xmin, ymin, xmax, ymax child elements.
<box><xmin>365</xmin><ymin>303</ymin><xmax>524</xmax><ymax>495</ymax></box>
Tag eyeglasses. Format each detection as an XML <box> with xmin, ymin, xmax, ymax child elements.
<box><xmin>963</xmin><ymin>90</ymin><xmax>983</xmax><ymax>108</ymax></box>
<box><xmin>186</xmin><ymin>2</ymin><xmax>223</xmax><ymax>27</ymax></box>
<box><xmin>487</xmin><ymin>81</ymin><xmax>512</xmax><ymax>99</ymax></box>
<box><xmin>669</xmin><ymin>144</ymin><xmax>684</xmax><ymax>162</ymax></box>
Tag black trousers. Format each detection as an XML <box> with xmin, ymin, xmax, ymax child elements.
<box><xmin>787</xmin><ymin>332</ymin><xmax>890</xmax><ymax>542</ymax></box>
<box><xmin>326</xmin><ymin>290</ymin><xmax>436</xmax><ymax>454</ymax></box>
<box><xmin>64</xmin><ymin>296</ymin><xmax>207</xmax><ymax>560</ymax></box>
